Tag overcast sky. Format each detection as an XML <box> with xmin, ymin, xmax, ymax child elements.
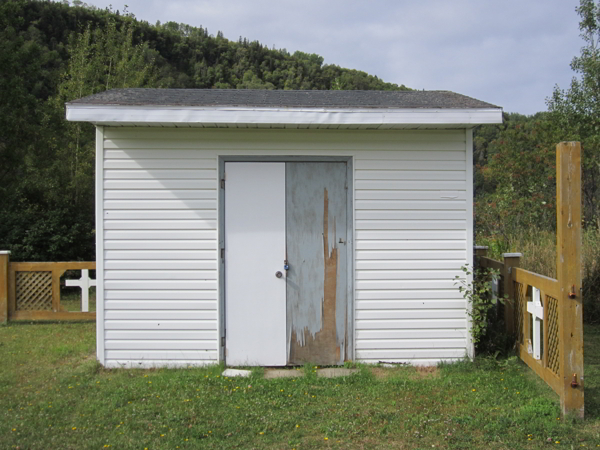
<box><xmin>81</xmin><ymin>0</ymin><xmax>584</xmax><ymax>114</ymax></box>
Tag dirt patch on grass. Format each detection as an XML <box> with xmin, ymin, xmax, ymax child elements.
<box><xmin>411</xmin><ymin>366</ymin><xmax>439</xmax><ymax>379</ymax></box>
<box><xmin>371</xmin><ymin>365</ymin><xmax>439</xmax><ymax>380</ymax></box>
<box><xmin>371</xmin><ymin>367</ymin><xmax>394</xmax><ymax>379</ymax></box>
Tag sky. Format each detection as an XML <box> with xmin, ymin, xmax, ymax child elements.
<box><xmin>80</xmin><ymin>0</ymin><xmax>584</xmax><ymax>115</ymax></box>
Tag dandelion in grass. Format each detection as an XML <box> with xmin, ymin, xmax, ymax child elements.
<box><xmin>259</xmin><ymin>432</ymin><xmax>265</xmax><ymax>435</ymax></box>
<box><xmin>472</xmin><ymin>389</ymin><xmax>476</xmax><ymax>392</ymax></box>
<box><xmin>324</xmin><ymin>437</ymin><xmax>328</xmax><ymax>440</ymax></box>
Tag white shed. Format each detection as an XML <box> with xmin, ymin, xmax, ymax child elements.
<box><xmin>66</xmin><ymin>89</ymin><xmax>503</xmax><ymax>368</ymax></box>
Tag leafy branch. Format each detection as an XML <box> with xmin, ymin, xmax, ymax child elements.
<box><xmin>455</xmin><ymin>265</ymin><xmax>508</xmax><ymax>346</ymax></box>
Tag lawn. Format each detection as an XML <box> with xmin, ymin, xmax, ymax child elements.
<box><xmin>1</xmin><ymin>323</ymin><xmax>600</xmax><ymax>449</ymax></box>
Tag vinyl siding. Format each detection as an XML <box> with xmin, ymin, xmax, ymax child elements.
<box><xmin>99</xmin><ymin>128</ymin><xmax>469</xmax><ymax>367</ymax></box>
<box><xmin>354</xmin><ymin>131</ymin><xmax>470</xmax><ymax>365</ymax></box>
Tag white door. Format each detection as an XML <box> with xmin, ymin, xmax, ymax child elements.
<box><xmin>225</xmin><ymin>162</ymin><xmax>287</xmax><ymax>366</ymax></box>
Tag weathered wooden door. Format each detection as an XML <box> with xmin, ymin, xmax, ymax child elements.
<box><xmin>286</xmin><ymin>163</ymin><xmax>348</xmax><ymax>365</ymax></box>
<box><xmin>225</xmin><ymin>161</ymin><xmax>348</xmax><ymax>366</ymax></box>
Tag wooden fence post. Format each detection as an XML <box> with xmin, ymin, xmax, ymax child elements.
<box><xmin>474</xmin><ymin>246</ymin><xmax>488</xmax><ymax>257</ymax></box>
<box><xmin>503</xmin><ymin>253</ymin><xmax>522</xmax><ymax>335</ymax></box>
<box><xmin>474</xmin><ymin>246</ymin><xmax>488</xmax><ymax>269</ymax></box>
<box><xmin>0</xmin><ymin>251</ymin><xmax>9</xmax><ymax>324</ymax></box>
<box><xmin>556</xmin><ymin>141</ymin><xmax>584</xmax><ymax>418</ymax></box>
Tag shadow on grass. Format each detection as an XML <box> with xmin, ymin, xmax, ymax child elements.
<box><xmin>585</xmin><ymin>324</ymin><xmax>600</xmax><ymax>418</ymax></box>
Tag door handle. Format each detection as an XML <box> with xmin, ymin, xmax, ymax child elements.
<box><xmin>275</xmin><ymin>271</ymin><xmax>283</xmax><ymax>278</ymax></box>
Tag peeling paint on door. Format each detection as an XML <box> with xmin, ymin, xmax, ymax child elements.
<box><xmin>287</xmin><ymin>162</ymin><xmax>347</xmax><ymax>365</ymax></box>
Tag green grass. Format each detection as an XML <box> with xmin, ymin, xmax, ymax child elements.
<box><xmin>2</xmin><ymin>323</ymin><xmax>600</xmax><ymax>449</ymax></box>
<box><xmin>60</xmin><ymin>288</ymin><xmax>96</xmax><ymax>312</ymax></box>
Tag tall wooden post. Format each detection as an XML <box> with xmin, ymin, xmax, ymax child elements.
<box><xmin>0</xmin><ymin>251</ymin><xmax>10</xmax><ymax>324</ymax></box>
<box><xmin>503</xmin><ymin>253</ymin><xmax>521</xmax><ymax>335</ymax></box>
<box><xmin>556</xmin><ymin>141</ymin><xmax>584</xmax><ymax>418</ymax></box>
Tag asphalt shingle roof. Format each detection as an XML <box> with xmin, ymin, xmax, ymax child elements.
<box><xmin>68</xmin><ymin>89</ymin><xmax>501</xmax><ymax>110</ymax></box>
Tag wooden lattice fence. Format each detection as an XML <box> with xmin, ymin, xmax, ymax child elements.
<box><xmin>0</xmin><ymin>257</ymin><xmax>96</xmax><ymax>322</ymax></box>
<box><xmin>475</xmin><ymin>142</ymin><xmax>584</xmax><ymax>418</ymax></box>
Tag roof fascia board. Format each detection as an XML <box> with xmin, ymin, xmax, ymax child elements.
<box><xmin>66</xmin><ymin>104</ymin><xmax>503</xmax><ymax>125</ymax></box>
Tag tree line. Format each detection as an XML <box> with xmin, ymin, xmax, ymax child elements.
<box><xmin>474</xmin><ymin>0</ymin><xmax>599</xmax><ymax>246</ymax></box>
<box><xmin>0</xmin><ymin>0</ymin><xmax>406</xmax><ymax>261</ymax></box>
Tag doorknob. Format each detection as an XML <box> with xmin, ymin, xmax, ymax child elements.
<box><xmin>275</xmin><ymin>271</ymin><xmax>283</xmax><ymax>278</ymax></box>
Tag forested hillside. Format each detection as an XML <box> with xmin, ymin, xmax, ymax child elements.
<box><xmin>0</xmin><ymin>0</ymin><xmax>407</xmax><ymax>262</ymax></box>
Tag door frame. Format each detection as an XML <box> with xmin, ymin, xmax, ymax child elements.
<box><xmin>218</xmin><ymin>155</ymin><xmax>354</xmax><ymax>365</ymax></box>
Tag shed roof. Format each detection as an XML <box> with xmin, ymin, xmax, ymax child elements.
<box><xmin>68</xmin><ymin>88</ymin><xmax>500</xmax><ymax>110</ymax></box>
<box><xmin>66</xmin><ymin>88</ymin><xmax>503</xmax><ymax>129</ymax></box>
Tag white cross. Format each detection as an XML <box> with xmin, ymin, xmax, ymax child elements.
<box><xmin>66</xmin><ymin>269</ymin><xmax>97</xmax><ymax>312</ymax></box>
<box><xmin>491</xmin><ymin>276</ymin><xmax>499</xmax><ymax>301</ymax></box>
<box><xmin>527</xmin><ymin>287</ymin><xmax>544</xmax><ymax>360</ymax></box>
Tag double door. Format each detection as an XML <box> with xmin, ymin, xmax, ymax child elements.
<box><xmin>225</xmin><ymin>162</ymin><xmax>348</xmax><ymax>366</ymax></box>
